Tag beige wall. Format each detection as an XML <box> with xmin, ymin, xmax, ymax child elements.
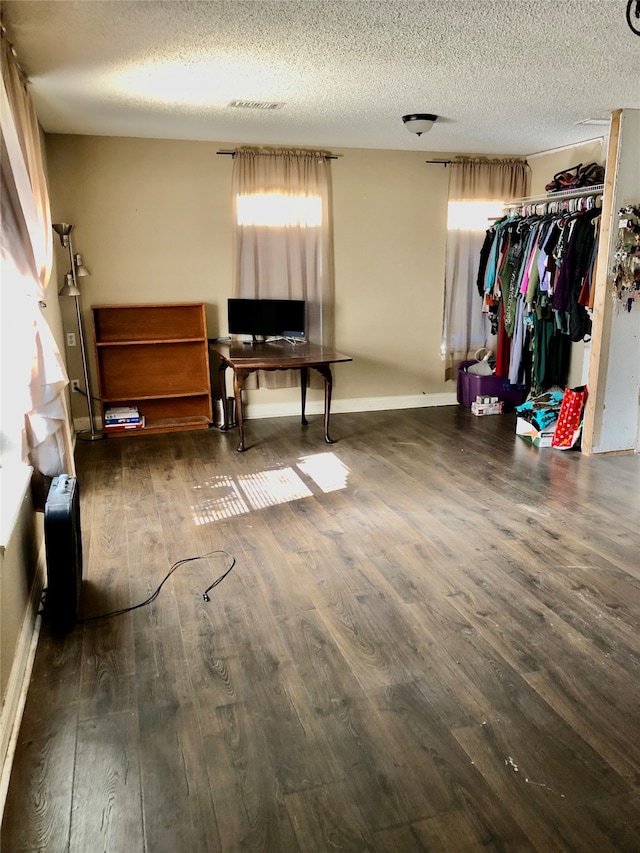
<box><xmin>1</xmin><ymin>476</ymin><xmax>44</xmax><ymax>780</ymax></box>
<box><xmin>0</xmin><ymin>491</ymin><xmax>41</xmax><ymax>700</ymax></box>
<box><xmin>47</xmin><ymin>133</ymin><xmax>609</xmax><ymax>418</ymax></box>
<box><xmin>47</xmin><ymin>136</ymin><xmax>235</xmax><ymax>419</ymax></box>
<box><xmin>331</xmin><ymin>149</ymin><xmax>450</xmax><ymax>399</ymax></box>
<box><xmin>46</xmin><ymin>135</ymin><xmax>454</xmax><ymax>417</ymax></box>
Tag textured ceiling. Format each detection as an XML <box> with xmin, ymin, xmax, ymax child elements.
<box><xmin>2</xmin><ymin>0</ymin><xmax>639</xmax><ymax>155</ymax></box>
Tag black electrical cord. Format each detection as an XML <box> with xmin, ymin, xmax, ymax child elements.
<box><xmin>77</xmin><ymin>549</ymin><xmax>236</xmax><ymax>622</ymax></box>
<box><xmin>71</xmin><ymin>386</ymin><xmax>101</xmax><ymax>403</ymax></box>
<box><xmin>71</xmin><ymin>386</ymin><xmax>104</xmax><ymax>440</ymax></box>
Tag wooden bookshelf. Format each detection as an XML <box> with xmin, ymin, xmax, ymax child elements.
<box><xmin>92</xmin><ymin>303</ymin><xmax>212</xmax><ymax>435</ymax></box>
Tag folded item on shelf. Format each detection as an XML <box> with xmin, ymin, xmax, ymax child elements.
<box><xmin>544</xmin><ymin>162</ymin><xmax>605</xmax><ymax>193</ymax></box>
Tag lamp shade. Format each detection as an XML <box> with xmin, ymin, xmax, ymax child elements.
<box><xmin>402</xmin><ymin>114</ymin><xmax>438</xmax><ymax>136</ymax></box>
<box><xmin>63</xmin><ymin>272</ymin><xmax>80</xmax><ymax>296</ymax></box>
<box><xmin>52</xmin><ymin>222</ymin><xmax>73</xmax><ymax>246</ymax></box>
<box><xmin>74</xmin><ymin>254</ymin><xmax>90</xmax><ymax>277</ymax></box>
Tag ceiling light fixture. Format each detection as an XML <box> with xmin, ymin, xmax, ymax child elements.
<box><xmin>402</xmin><ymin>113</ymin><xmax>438</xmax><ymax>136</ymax></box>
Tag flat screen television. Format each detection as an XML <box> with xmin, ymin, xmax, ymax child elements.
<box><xmin>227</xmin><ymin>298</ymin><xmax>306</xmax><ymax>340</ymax></box>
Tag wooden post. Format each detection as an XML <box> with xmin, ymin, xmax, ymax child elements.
<box><xmin>581</xmin><ymin>109</ymin><xmax>622</xmax><ymax>455</ymax></box>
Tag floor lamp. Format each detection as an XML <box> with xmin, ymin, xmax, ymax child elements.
<box><xmin>52</xmin><ymin>222</ymin><xmax>104</xmax><ymax>441</ymax></box>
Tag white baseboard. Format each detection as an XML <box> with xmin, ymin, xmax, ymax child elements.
<box><xmin>0</xmin><ymin>544</ymin><xmax>45</xmax><ymax>819</ymax></box>
<box><xmin>75</xmin><ymin>395</ymin><xmax>458</xmax><ymax>431</ymax></box>
<box><xmin>242</xmin><ymin>392</ymin><xmax>458</xmax><ymax>420</ymax></box>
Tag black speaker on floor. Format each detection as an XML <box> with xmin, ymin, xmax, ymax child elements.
<box><xmin>44</xmin><ymin>475</ymin><xmax>82</xmax><ymax>630</ymax></box>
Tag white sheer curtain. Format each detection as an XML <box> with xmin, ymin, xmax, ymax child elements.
<box><xmin>232</xmin><ymin>147</ymin><xmax>333</xmax><ymax>387</ymax></box>
<box><xmin>1</xmin><ymin>31</ymin><xmax>74</xmax><ymax>478</ymax></box>
<box><xmin>442</xmin><ymin>157</ymin><xmax>529</xmax><ymax>380</ymax></box>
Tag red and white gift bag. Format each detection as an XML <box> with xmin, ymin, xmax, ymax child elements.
<box><xmin>551</xmin><ymin>386</ymin><xmax>588</xmax><ymax>449</ymax></box>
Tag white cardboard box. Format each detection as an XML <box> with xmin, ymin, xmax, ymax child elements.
<box><xmin>471</xmin><ymin>401</ymin><xmax>504</xmax><ymax>416</ymax></box>
<box><xmin>516</xmin><ymin>416</ymin><xmax>557</xmax><ymax>448</ymax></box>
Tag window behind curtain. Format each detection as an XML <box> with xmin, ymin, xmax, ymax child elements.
<box><xmin>232</xmin><ymin>149</ymin><xmax>333</xmax><ymax>390</ymax></box>
<box><xmin>236</xmin><ymin>193</ymin><xmax>323</xmax><ymax>228</ymax></box>
<box><xmin>442</xmin><ymin>158</ymin><xmax>529</xmax><ymax>380</ymax></box>
<box><xmin>1</xmin><ymin>30</ymin><xmax>73</xmax><ymax>489</ymax></box>
<box><xmin>447</xmin><ymin>201</ymin><xmax>505</xmax><ymax>231</ymax></box>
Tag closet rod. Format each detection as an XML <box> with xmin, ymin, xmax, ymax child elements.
<box><xmin>507</xmin><ymin>183</ymin><xmax>604</xmax><ymax>207</ymax></box>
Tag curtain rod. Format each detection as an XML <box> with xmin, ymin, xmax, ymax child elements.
<box><xmin>216</xmin><ymin>150</ymin><xmax>339</xmax><ymax>160</ymax></box>
<box><xmin>425</xmin><ymin>158</ymin><xmax>530</xmax><ymax>167</ymax></box>
<box><xmin>506</xmin><ymin>183</ymin><xmax>605</xmax><ymax>206</ymax></box>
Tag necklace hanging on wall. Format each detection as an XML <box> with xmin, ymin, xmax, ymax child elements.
<box><xmin>611</xmin><ymin>204</ymin><xmax>640</xmax><ymax>312</ymax></box>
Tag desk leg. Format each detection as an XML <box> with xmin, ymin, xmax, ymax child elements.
<box><xmin>300</xmin><ymin>367</ymin><xmax>309</xmax><ymax>425</ymax></box>
<box><xmin>315</xmin><ymin>365</ymin><xmax>335</xmax><ymax>444</ymax></box>
<box><xmin>234</xmin><ymin>369</ymin><xmax>250</xmax><ymax>452</ymax></box>
<box><xmin>218</xmin><ymin>363</ymin><xmax>231</xmax><ymax>431</ymax></box>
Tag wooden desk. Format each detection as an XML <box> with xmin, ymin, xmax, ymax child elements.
<box><xmin>209</xmin><ymin>341</ymin><xmax>352</xmax><ymax>452</ymax></box>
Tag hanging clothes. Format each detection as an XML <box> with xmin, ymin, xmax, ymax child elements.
<box><xmin>481</xmin><ymin>195</ymin><xmax>601</xmax><ymax>395</ymax></box>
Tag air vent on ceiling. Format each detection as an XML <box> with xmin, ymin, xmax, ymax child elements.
<box><xmin>228</xmin><ymin>100</ymin><xmax>284</xmax><ymax>110</ymax></box>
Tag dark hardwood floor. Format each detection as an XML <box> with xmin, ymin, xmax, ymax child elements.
<box><xmin>3</xmin><ymin>406</ymin><xmax>640</xmax><ymax>852</ymax></box>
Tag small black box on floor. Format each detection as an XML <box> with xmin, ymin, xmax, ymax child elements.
<box><xmin>44</xmin><ymin>475</ymin><xmax>82</xmax><ymax>630</ymax></box>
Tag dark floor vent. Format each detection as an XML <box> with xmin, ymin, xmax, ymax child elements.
<box><xmin>44</xmin><ymin>475</ymin><xmax>82</xmax><ymax>630</ymax></box>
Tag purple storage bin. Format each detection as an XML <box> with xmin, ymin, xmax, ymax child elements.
<box><xmin>456</xmin><ymin>360</ymin><xmax>525</xmax><ymax>410</ymax></box>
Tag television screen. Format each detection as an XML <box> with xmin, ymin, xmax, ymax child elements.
<box><xmin>228</xmin><ymin>298</ymin><xmax>306</xmax><ymax>339</ymax></box>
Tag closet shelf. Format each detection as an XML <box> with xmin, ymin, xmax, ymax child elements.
<box><xmin>507</xmin><ymin>183</ymin><xmax>604</xmax><ymax>207</ymax></box>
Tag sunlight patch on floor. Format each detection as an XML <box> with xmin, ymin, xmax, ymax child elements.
<box><xmin>237</xmin><ymin>467</ymin><xmax>312</xmax><ymax>510</ymax></box>
<box><xmin>191</xmin><ymin>475</ymin><xmax>249</xmax><ymax>523</ymax></box>
<box><xmin>296</xmin><ymin>451</ymin><xmax>350</xmax><ymax>493</ymax></box>
<box><xmin>191</xmin><ymin>452</ymin><xmax>349</xmax><ymax>524</ymax></box>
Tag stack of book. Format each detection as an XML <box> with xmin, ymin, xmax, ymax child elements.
<box><xmin>104</xmin><ymin>406</ymin><xmax>145</xmax><ymax>432</ymax></box>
